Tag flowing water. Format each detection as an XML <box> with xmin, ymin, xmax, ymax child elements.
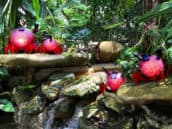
<box><xmin>56</xmin><ymin>106</ymin><xmax>82</xmax><ymax>129</ymax></box>
<box><xmin>18</xmin><ymin>104</ymin><xmax>25</xmax><ymax>129</ymax></box>
<box><xmin>17</xmin><ymin>97</ymin><xmax>82</xmax><ymax>129</ymax></box>
<box><xmin>44</xmin><ymin>97</ymin><xmax>66</xmax><ymax>129</ymax></box>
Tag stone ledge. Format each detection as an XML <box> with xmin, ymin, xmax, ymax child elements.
<box><xmin>0</xmin><ymin>53</ymin><xmax>88</xmax><ymax>67</ymax></box>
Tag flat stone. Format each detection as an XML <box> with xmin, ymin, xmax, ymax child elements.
<box><xmin>0</xmin><ymin>52</ymin><xmax>88</xmax><ymax>67</ymax></box>
<box><xmin>117</xmin><ymin>80</ymin><xmax>172</xmax><ymax>105</ymax></box>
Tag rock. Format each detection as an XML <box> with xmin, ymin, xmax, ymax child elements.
<box><xmin>79</xmin><ymin>117</ymin><xmax>99</xmax><ymax>129</ymax></box>
<box><xmin>83</xmin><ymin>103</ymin><xmax>108</xmax><ymax>127</ymax></box>
<box><xmin>106</xmin><ymin>117</ymin><xmax>134</xmax><ymax>129</ymax></box>
<box><xmin>34</xmin><ymin>63</ymin><xmax>121</xmax><ymax>81</ymax></box>
<box><xmin>12</xmin><ymin>87</ymin><xmax>35</xmax><ymax>106</ymax></box>
<box><xmin>0</xmin><ymin>123</ymin><xmax>17</xmax><ymax>129</ymax></box>
<box><xmin>8</xmin><ymin>76</ymin><xmax>26</xmax><ymax>88</ymax></box>
<box><xmin>14</xmin><ymin>95</ymin><xmax>46</xmax><ymax>129</ymax></box>
<box><xmin>102</xmin><ymin>93</ymin><xmax>133</xmax><ymax>114</ymax></box>
<box><xmin>41</xmin><ymin>73</ymin><xmax>75</xmax><ymax>100</ymax></box>
<box><xmin>54</xmin><ymin>98</ymin><xmax>76</xmax><ymax>119</ymax></box>
<box><xmin>98</xmin><ymin>41</ymin><xmax>123</xmax><ymax>62</ymax></box>
<box><xmin>0</xmin><ymin>52</ymin><xmax>88</xmax><ymax>67</ymax></box>
<box><xmin>19</xmin><ymin>96</ymin><xmax>46</xmax><ymax>114</ymax></box>
<box><xmin>16</xmin><ymin>111</ymin><xmax>44</xmax><ymax>129</ymax></box>
<box><xmin>117</xmin><ymin>81</ymin><xmax>172</xmax><ymax>105</ymax></box>
<box><xmin>79</xmin><ymin>100</ymin><xmax>134</xmax><ymax>129</ymax></box>
<box><xmin>62</xmin><ymin>72</ymin><xmax>107</xmax><ymax>97</ymax></box>
<box><xmin>136</xmin><ymin>114</ymin><xmax>161</xmax><ymax>129</ymax></box>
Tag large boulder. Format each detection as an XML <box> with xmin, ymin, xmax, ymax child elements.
<box><xmin>62</xmin><ymin>72</ymin><xmax>107</xmax><ymax>97</ymax></box>
<box><xmin>41</xmin><ymin>73</ymin><xmax>75</xmax><ymax>100</ymax></box>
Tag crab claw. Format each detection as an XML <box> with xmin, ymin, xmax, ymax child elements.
<box><xmin>32</xmin><ymin>43</ymin><xmax>38</xmax><ymax>53</ymax></box>
<box><xmin>132</xmin><ymin>70</ymin><xmax>147</xmax><ymax>85</ymax></box>
<box><xmin>54</xmin><ymin>45</ymin><xmax>63</xmax><ymax>54</ymax></box>
<box><xmin>5</xmin><ymin>44</ymin><xmax>17</xmax><ymax>53</ymax></box>
<box><xmin>103</xmin><ymin>67</ymin><xmax>110</xmax><ymax>75</ymax></box>
<box><xmin>5</xmin><ymin>44</ymin><xmax>11</xmax><ymax>54</ymax></box>
<box><xmin>25</xmin><ymin>44</ymin><xmax>34</xmax><ymax>53</ymax></box>
<box><xmin>99</xmin><ymin>83</ymin><xmax>107</xmax><ymax>94</ymax></box>
<box><xmin>38</xmin><ymin>45</ymin><xmax>46</xmax><ymax>53</ymax></box>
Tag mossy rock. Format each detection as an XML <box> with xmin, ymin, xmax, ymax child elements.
<box><xmin>117</xmin><ymin>79</ymin><xmax>172</xmax><ymax>105</ymax></box>
<box><xmin>62</xmin><ymin>72</ymin><xmax>106</xmax><ymax>97</ymax></box>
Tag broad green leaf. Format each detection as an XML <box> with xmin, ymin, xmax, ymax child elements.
<box><xmin>0</xmin><ymin>67</ymin><xmax>8</xmax><ymax>77</ymax></box>
<box><xmin>104</xmin><ymin>22</ymin><xmax>124</xmax><ymax>30</ymax></box>
<box><xmin>166</xmin><ymin>28</ymin><xmax>172</xmax><ymax>40</ymax></box>
<box><xmin>23</xmin><ymin>0</ymin><xmax>35</xmax><ymax>17</ymax></box>
<box><xmin>8</xmin><ymin>0</ymin><xmax>23</xmax><ymax>29</ymax></box>
<box><xmin>0</xmin><ymin>99</ymin><xmax>15</xmax><ymax>112</ymax></box>
<box><xmin>18</xmin><ymin>84</ymin><xmax>36</xmax><ymax>92</ymax></box>
<box><xmin>32</xmin><ymin>0</ymin><xmax>40</xmax><ymax>19</ymax></box>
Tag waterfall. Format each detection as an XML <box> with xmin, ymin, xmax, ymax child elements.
<box><xmin>43</xmin><ymin>97</ymin><xmax>82</xmax><ymax>129</ymax></box>
<box><xmin>18</xmin><ymin>104</ymin><xmax>25</xmax><ymax>129</ymax></box>
<box><xmin>56</xmin><ymin>106</ymin><xmax>82</xmax><ymax>129</ymax></box>
<box><xmin>44</xmin><ymin>98</ymin><xmax>66</xmax><ymax>129</ymax></box>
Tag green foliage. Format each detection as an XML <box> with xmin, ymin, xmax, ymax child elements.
<box><xmin>136</xmin><ymin>1</ymin><xmax>172</xmax><ymax>55</ymax></box>
<box><xmin>0</xmin><ymin>67</ymin><xmax>8</xmax><ymax>77</ymax></box>
<box><xmin>32</xmin><ymin>0</ymin><xmax>40</xmax><ymax>20</ymax></box>
<box><xmin>116</xmin><ymin>47</ymin><xmax>139</xmax><ymax>78</ymax></box>
<box><xmin>166</xmin><ymin>47</ymin><xmax>172</xmax><ymax>62</ymax></box>
<box><xmin>117</xmin><ymin>0</ymin><xmax>135</xmax><ymax>19</ymax></box>
<box><xmin>0</xmin><ymin>99</ymin><xmax>15</xmax><ymax>112</ymax></box>
<box><xmin>138</xmin><ymin>1</ymin><xmax>172</xmax><ymax>22</ymax></box>
<box><xmin>63</xmin><ymin>3</ymin><xmax>91</xmax><ymax>27</ymax></box>
<box><xmin>17</xmin><ymin>84</ymin><xmax>36</xmax><ymax>92</ymax></box>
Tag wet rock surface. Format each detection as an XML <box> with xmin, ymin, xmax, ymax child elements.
<box><xmin>41</xmin><ymin>73</ymin><xmax>75</xmax><ymax>100</ymax></box>
<box><xmin>117</xmin><ymin>81</ymin><xmax>172</xmax><ymax>105</ymax></box>
<box><xmin>62</xmin><ymin>72</ymin><xmax>106</xmax><ymax>97</ymax></box>
<box><xmin>3</xmin><ymin>63</ymin><xmax>172</xmax><ymax>129</ymax></box>
<box><xmin>19</xmin><ymin>95</ymin><xmax>46</xmax><ymax>114</ymax></box>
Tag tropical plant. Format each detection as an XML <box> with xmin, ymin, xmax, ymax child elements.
<box><xmin>0</xmin><ymin>99</ymin><xmax>15</xmax><ymax>112</ymax></box>
<box><xmin>116</xmin><ymin>47</ymin><xmax>139</xmax><ymax>78</ymax></box>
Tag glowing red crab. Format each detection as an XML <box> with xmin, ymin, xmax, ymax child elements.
<box><xmin>132</xmin><ymin>52</ymin><xmax>165</xmax><ymax>84</ymax></box>
<box><xmin>5</xmin><ymin>24</ymin><xmax>38</xmax><ymax>53</ymax></box>
<box><xmin>38</xmin><ymin>35</ymin><xmax>63</xmax><ymax>54</ymax></box>
<box><xmin>100</xmin><ymin>68</ymin><xmax>125</xmax><ymax>94</ymax></box>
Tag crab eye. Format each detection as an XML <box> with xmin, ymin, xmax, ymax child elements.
<box><xmin>142</xmin><ymin>55</ymin><xmax>149</xmax><ymax>61</ymax></box>
<box><xmin>110</xmin><ymin>73</ymin><xmax>117</xmax><ymax>79</ymax></box>
<box><xmin>116</xmin><ymin>73</ymin><xmax>122</xmax><ymax>78</ymax></box>
<box><xmin>156</xmin><ymin>56</ymin><xmax>161</xmax><ymax>60</ymax></box>
<box><xmin>18</xmin><ymin>27</ymin><xmax>25</xmax><ymax>31</ymax></box>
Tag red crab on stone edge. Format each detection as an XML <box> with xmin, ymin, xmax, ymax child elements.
<box><xmin>100</xmin><ymin>68</ymin><xmax>125</xmax><ymax>94</ymax></box>
<box><xmin>38</xmin><ymin>34</ymin><xmax>63</xmax><ymax>54</ymax></box>
<box><xmin>132</xmin><ymin>49</ymin><xmax>169</xmax><ymax>84</ymax></box>
<box><xmin>5</xmin><ymin>24</ymin><xmax>38</xmax><ymax>53</ymax></box>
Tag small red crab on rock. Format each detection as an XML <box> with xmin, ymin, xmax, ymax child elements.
<box><xmin>38</xmin><ymin>34</ymin><xmax>63</xmax><ymax>54</ymax></box>
<box><xmin>5</xmin><ymin>24</ymin><xmax>38</xmax><ymax>53</ymax></box>
<box><xmin>132</xmin><ymin>49</ymin><xmax>166</xmax><ymax>84</ymax></box>
<box><xmin>100</xmin><ymin>68</ymin><xmax>125</xmax><ymax>94</ymax></box>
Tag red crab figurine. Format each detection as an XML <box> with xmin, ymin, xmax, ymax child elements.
<box><xmin>100</xmin><ymin>68</ymin><xmax>125</xmax><ymax>94</ymax></box>
<box><xmin>38</xmin><ymin>35</ymin><xmax>63</xmax><ymax>54</ymax></box>
<box><xmin>5</xmin><ymin>24</ymin><xmax>38</xmax><ymax>53</ymax></box>
<box><xmin>132</xmin><ymin>51</ymin><xmax>165</xmax><ymax>84</ymax></box>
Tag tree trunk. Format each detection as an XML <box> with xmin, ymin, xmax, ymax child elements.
<box><xmin>144</xmin><ymin>0</ymin><xmax>159</xmax><ymax>31</ymax></box>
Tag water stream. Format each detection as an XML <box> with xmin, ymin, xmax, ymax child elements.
<box><xmin>44</xmin><ymin>97</ymin><xmax>66</xmax><ymax>129</ymax></box>
<box><xmin>56</xmin><ymin>106</ymin><xmax>82</xmax><ymax>129</ymax></box>
<box><xmin>18</xmin><ymin>104</ymin><xmax>25</xmax><ymax>129</ymax></box>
